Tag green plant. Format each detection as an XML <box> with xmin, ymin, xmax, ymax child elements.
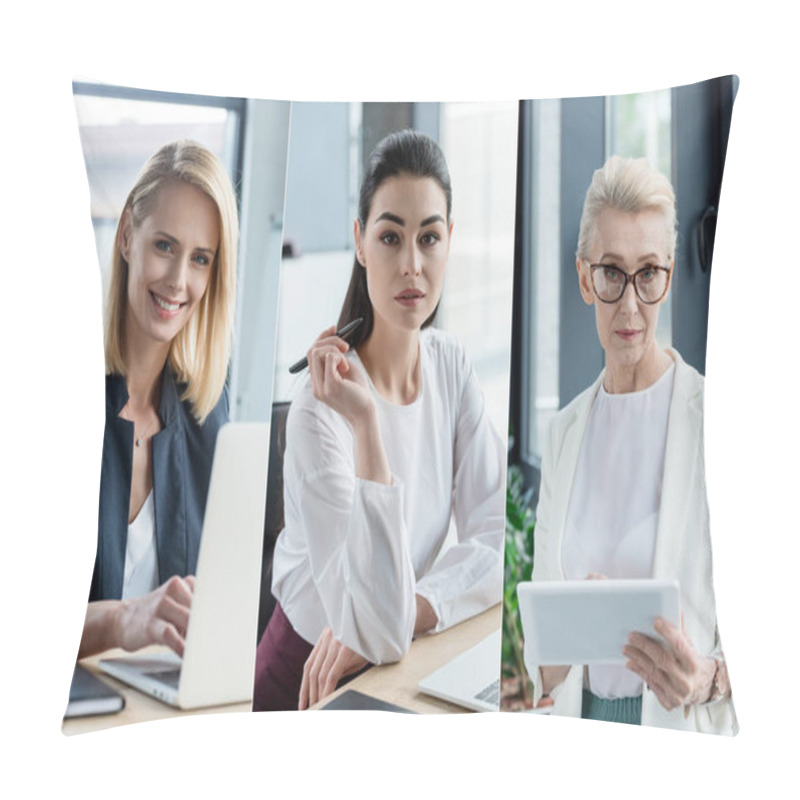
<box><xmin>501</xmin><ymin>463</ymin><xmax>535</xmax><ymax>705</ymax></box>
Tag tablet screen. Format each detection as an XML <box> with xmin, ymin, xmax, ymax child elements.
<box><xmin>517</xmin><ymin>579</ymin><xmax>681</xmax><ymax>665</ymax></box>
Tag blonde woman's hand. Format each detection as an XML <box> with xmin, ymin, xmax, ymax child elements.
<box><xmin>307</xmin><ymin>326</ymin><xmax>374</xmax><ymax>426</ymax></box>
<box><xmin>623</xmin><ymin>616</ymin><xmax>717</xmax><ymax>712</ymax></box>
<box><xmin>116</xmin><ymin>575</ymin><xmax>195</xmax><ymax>656</ymax></box>
<box><xmin>79</xmin><ymin>576</ymin><xmax>195</xmax><ymax>659</ymax></box>
<box><xmin>298</xmin><ymin>627</ymin><xmax>369</xmax><ymax>710</ymax></box>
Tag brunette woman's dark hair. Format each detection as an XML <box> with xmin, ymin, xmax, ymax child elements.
<box><xmin>337</xmin><ymin>129</ymin><xmax>452</xmax><ymax>347</ymax></box>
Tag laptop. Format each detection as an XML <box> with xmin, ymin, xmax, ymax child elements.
<box><xmin>417</xmin><ymin>629</ymin><xmax>501</xmax><ymax>712</ymax></box>
<box><xmin>99</xmin><ymin>422</ymin><xmax>269</xmax><ymax>709</ymax></box>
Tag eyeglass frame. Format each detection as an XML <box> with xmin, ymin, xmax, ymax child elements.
<box><xmin>587</xmin><ymin>262</ymin><xmax>672</xmax><ymax>305</ymax></box>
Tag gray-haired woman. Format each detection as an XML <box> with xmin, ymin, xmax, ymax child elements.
<box><xmin>526</xmin><ymin>156</ymin><xmax>736</xmax><ymax>734</ymax></box>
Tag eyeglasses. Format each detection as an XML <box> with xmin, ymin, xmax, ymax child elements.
<box><xmin>588</xmin><ymin>263</ymin><xmax>671</xmax><ymax>304</ymax></box>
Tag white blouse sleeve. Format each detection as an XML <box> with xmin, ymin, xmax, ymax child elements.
<box><xmin>283</xmin><ymin>397</ymin><xmax>417</xmax><ymax>664</ymax></box>
<box><xmin>414</xmin><ymin>358</ymin><xmax>505</xmax><ymax>632</ymax></box>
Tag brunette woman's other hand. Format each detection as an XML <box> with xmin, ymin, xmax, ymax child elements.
<box><xmin>298</xmin><ymin>627</ymin><xmax>369</xmax><ymax>710</ymax></box>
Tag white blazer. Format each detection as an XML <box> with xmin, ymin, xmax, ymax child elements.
<box><xmin>526</xmin><ymin>350</ymin><xmax>738</xmax><ymax>735</ymax></box>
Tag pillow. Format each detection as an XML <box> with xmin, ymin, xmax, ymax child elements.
<box><xmin>66</xmin><ymin>78</ymin><xmax>737</xmax><ymax>736</ymax></box>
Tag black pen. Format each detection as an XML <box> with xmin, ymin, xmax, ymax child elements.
<box><xmin>288</xmin><ymin>318</ymin><xmax>364</xmax><ymax>374</ymax></box>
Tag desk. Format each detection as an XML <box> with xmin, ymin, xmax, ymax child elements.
<box><xmin>62</xmin><ymin>647</ymin><xmax>251</xmax><ymax>736</ymax></box>
<box><xmin>316</xmin><ymin>604</ymin><xmax>501</xmax><ymax>713</ymax></box>
<box><xmin>63</xmin><ymin>604</ymin><xmax>501</xmax><ymax>731</ymax></box>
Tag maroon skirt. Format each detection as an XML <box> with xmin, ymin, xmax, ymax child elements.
<box><xmin>253</xmin><ymin>601</ymin><xmax>313</xmax><ymax>712</ymax></box>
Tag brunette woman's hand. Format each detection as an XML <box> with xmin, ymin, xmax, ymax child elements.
<box><xmin>307</xmin><ymin>326</ymin><xmax>374</xmax><ymax>426</ymax></box>
<box><xmin>298</xmin><ymin>627</ymin><xmax>369</xmax><ymax>710</ymax></box>
<box><xmin>623</xmin><ymin>616</ymin><xmax>717</xmax><ymax>712</ymax></box>
<box><xmin>307</xmin><ymin>326</ymin><xmax>391</xmax><ymax>485</ymax></box>
<box><xmin>413</xmin><ymin>594</ymin><xmax>437</xmax><ymax>636</ymax></box>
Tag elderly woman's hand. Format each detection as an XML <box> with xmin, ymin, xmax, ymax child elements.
<box><xmin>623</xmin><ymin>616</ymin><xmax>717</xmax><ymax>712</ymax></box>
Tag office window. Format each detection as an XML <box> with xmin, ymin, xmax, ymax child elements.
<box><xmin>274</xmin><ymin>101</ymin><xmax>517</xmax><ymax>439</ymax></box>
<box><xmin>439</xmin><ymin>101</ymin><xmax>517</xmax><ymax>436</ymax></box>
<box><xmin>514</xmin><ymin>79</ymin><xmax>734</xmax><ymax>504</ymax></box>
<box><xmin>522</xmin><ymin>90</ymin><xmax>673</xmax><ymax>467</ymax></box>
<box><xmin>273</xmin><ymin>102</ymin><xmax>359</xmax><ymax>404</ymax></box>
<box><xmin>525</xmin><ymin>99</ymin><xmax>561</xmax><ymax>465</ymax></box>
<box><xmin>72</xmin><ymin>83</ymin><xmax>292</xmax><ymax>425</ymax></box>
<box><xmin>73</xmin><ymin>88</ymin><xmax>242</xmax><ymax>295</ymax></box>
<box><xmin>607</xmin><ymin>89</ymin><xmax>672</xmax><ymax>348</ymax></box>
<box><xmin>607</xmin><ymin>89</ymin><xmax>671</xmax><ymax>176</ymax></box>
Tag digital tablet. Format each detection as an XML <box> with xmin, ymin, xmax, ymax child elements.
<box><xmin>517</xmin><ymin>579</ymin><xmax>681</xmax><ymax>666</ymax></box>
<box><xmin>320</xmin><ymin>690</ymin><xmax>416</xmax><ymax>713</ymax></box>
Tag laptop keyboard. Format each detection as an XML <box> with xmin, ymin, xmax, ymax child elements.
<box><xmin>147</xmin><ymin>668</ymin><xmax>181</xmax><ymax>690</ymax></box>
<box><xmin>474</xmin><ymin>678</ymin><xmax>500</xmax><ymax>707</ymax></box>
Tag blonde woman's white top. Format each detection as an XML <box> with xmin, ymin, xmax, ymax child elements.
<box><xmin>272</xmin><ymin>327</ymin><xmax>505</xmax><ymax>664</ymax></box>
<box><xmin>121</xmin><ymin>490</ymin><xmax>159</xmax><ymax>599</ymax></box>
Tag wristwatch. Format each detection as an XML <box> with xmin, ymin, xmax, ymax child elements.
<box><xmin>706</xmin><ymin>654</ymin><xmax>730</xmax><ymax>704</ymax></box>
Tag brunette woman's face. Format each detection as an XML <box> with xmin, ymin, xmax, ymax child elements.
<box><xmin>120</xmin><ymin>180</ymin><xmax>219</xmax><ymax>350</ymax></box>
<box><xmin>354</xmin><ymin>174</ymin><xmax>452</xmax><ymax>336</ymax></box>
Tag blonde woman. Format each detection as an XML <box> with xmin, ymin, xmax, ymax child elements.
<box><xmin>527</xmin><ymin>156</ymin><xmax>736</xmax><ymax>734</ymax></box>
<box><xmin>79</xmin><ymin>140</ymin><xmax>238</xmax><ymax>659</ymax></box>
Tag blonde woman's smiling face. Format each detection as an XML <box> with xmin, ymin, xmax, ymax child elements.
<box><xmin>121</xmin><ymin>180</ymin><xmax>219</xmax><ymax>350</ymax></box>
<box><xmin>354</xmin><ymin>174</ymin><xmax>452</xmax><ymax>336</ymax></box>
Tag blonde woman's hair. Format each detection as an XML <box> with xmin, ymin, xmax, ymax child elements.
<box><xmin>576</xmin><ymin>155</ymin><xmax>677</xmax><ymax>261</ymax></box>
<box><xmin>105</xmin><ymin>140</ymin><xmax>238</xmax><ymax>423</ymax></box>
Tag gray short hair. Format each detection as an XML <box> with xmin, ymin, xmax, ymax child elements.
<box><xmin>576</xmin><ymin>155</ymin><xmax>677</xmax><ymax>261</ymax></box>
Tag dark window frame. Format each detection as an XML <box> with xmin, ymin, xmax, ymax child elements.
<box><xmin>72</xmin><ymin>80</ymin><xmax>248</xmax><ymax>206</ymax></box>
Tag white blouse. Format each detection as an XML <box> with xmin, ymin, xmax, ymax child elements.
<box><xmin>272</xmin><ymin>327</ymin><xmax>505</xmax><ymax>664</ymax></box>
<box><xmin>121</xmin><ymin>490</ymin><xmax>159</xmax><ymax>600</ymax></box>
<box><xmin>562</xmin><ymin>362</ymin><xmax>674</xmax><ymax>699</ymax></box>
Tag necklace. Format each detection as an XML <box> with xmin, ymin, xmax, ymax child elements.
<box><xmin>121</xmin><ymin>402</ymin><xmax>159</xmax><ymax>447</ymax></box>
<box><xmin>134</xmin><ymin>417</ymin><xmax>158</xmax><ymax>448</ymax></box>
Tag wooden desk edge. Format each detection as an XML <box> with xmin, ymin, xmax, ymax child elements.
<box><xmin>63</xmin><ymin>603</ymin><xmax>502</xmax><ymax>730</ymax></box>
<box><xmin>315</xmin><ymin>604</ymin><xmax>502</xmax><ymax>714</ymax></box>
<box><xmin>62</xmin><ymin>647</ymin><xmax>251</xmax><ymax>736</ymax></box>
